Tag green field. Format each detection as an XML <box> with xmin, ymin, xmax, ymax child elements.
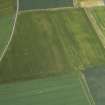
<box><xmin>0</xmin><ymin>8</ymin><xmax>105</xmax><ymax>83</ymax></box>
<box><xmin>1</xmin><ymin>1</ymin><xmax>105</xmax><ymax>105</ymax></box>
<box><xmin>83</xmin><ymin>7</ymin><xmax>105</xmax><ymax>105</ymax></box>
<box><xmin>19</xmin><ymin>0</ymin><xmax>73</xmax><ymax>10</ymax></box>
<box><xmin>90</xmin><ymin>7</ymin><xmax>105</xmax><ymax>33</ymax></box>
<box><xmin>84</xmin><ymin>66</ymin><xmax>105</xmax><ymax>105</ymax></box>
<box><xmin>0</xmin><ymin>16</ymin><xmax>13</xmax><ymax>58</ymax></box>
<box><xmin>0</xmin><ymin>0</ymin><xmax>15</xmax><ymax>60</ymax></box>
<box><xmin>0</xmin><ymin>0</ymin><xmax>15</xmax><ymax>16</ymax></box>
<box><xmin>0</xmin><ymin>73</ymin><xmax>91</xmax><ymax>105</ymax></box>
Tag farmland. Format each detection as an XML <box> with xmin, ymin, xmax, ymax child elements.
<box><xmin>0</xmin><ymin>0</ymin><xmax>15</xmax><ymax>16</ymax></box>
<box><xmin>0</xmin><ymin>17</ymin><xmax>13</xmax><ymax>59</ymax></box>
<box><xmin>0</xmin><ymin>73</ymin><xmax>91</xmax><ymax>105</ymax></box>
<box><xmin>1</xmin><ymin>0</ymin><xmax>105</xmax><ymax>105</ymax></box>
<box><xmin>78</xmin><ymin>0</ymin><xmax>104</xmax><ymax>7</ymax></box>
<box><xmin>19</xmin><ymin>0</ymin><xmax>73</xmax><ymax>11</ymax></box>
<box><xmin>0</xmin><ymin>0</ymin><xmax>15</xmax><ymax>59</ymax></box>
<box><xmin>90</xmin><ymin>7</ymin><xmax>105</xmax><ymax>34</ymax></box>
<box><xmin>0</xmin><ymin>8</ymin><xmax>105</xmax><ymax>83</ymax></box>
<box><xmin>84</xmin><ymin>66</ymin><xmax>105</xmax><ymax>105</ymax></box>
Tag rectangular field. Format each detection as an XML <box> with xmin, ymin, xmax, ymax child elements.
<box><xmin>84</xmin><ymin>66</ymin><xmax>105</xmax><ymax>105</ymax></box>
<box><xmin>0</xmin><ymin>8</ymin><xmax>105</xmax><ymax>83</ymax></box>
<box><xmin>19</xmin><ymin>0</ymin><xmax>73</xmax><ymax>10</ymax></box>
<box><xmin>0</xmin><ymin>73</ymin><xmax>90</xmax><ymax>105</ymax></box>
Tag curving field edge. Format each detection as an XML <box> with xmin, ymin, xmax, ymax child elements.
<box><xmin>0</xmin><ymin>0</ymin><xmax>19</xmax><ymax>63</ymax></box>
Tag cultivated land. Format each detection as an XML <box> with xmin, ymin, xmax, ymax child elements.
<box><xmin>1</xmin><ymin>0</ymin><xmax>105</xmax><ymax>105</ymax></box>
<box><xmin>0</xmin><ymin>17</ymin><xmax>13</xmax><ymax>59</ymax></box>
<box><xmin>0</xmin><ymin>0</ymin><xmax>15</xmax><ymax>59</ymax></box>
<box><xmin>0</xmin><ymin>8</ymin><xmax>105</xmax><ymax>83</ymax></box>
<box><xmin>84</xmin><ymin>66</ymin><xmax>105</xmax><ymax>105</ymax></box>
<box><xmin>90</xmin><ymin>6</ymin><xmax>105</xmax><ymax>33</ymax></box>
<box><xmin>0</xmin><ymin>73</ymin><xmax>91</xmax><ymax>105</ymax></box>
<box><xmin>82</xmin><ymin>6</ymin><xmax>105</xmax><ymax>105</ymax></box>
<box><xmin>19</xmin><ymin>0</ymin><xmax>73</xmax><ymax>10</ymax></box>
<box><xmin>0</xmin><ymin>0</ymin><xmax>15</xmax><ymax>16</ymax></box>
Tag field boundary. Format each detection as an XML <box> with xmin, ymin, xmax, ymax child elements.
<box><xmin>0</xmin><ymin>0</ymin><xmax>19</xmax><ymax>62</ymax></box>
<box><xmin>19</xmin><ymin>6</ymin><xmax>74</xmax><ymax>14</ymax></box>
<box><xmin>84</xmin><ymin>8</ymin><xmax>105</xmax><ymax>48</ymax></box>
<box><xmin>79</xmin><ymin>72</ymin><xmax>96</xmax><ymax>105</ymax></box>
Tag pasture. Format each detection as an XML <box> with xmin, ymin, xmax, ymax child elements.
<box><xmin>19</xmin><ymin>0</ymin><xmax>73</xmax><ymax>10</ymax></box>
<box><xmin>0</xmin><ymin>73</ymin><xmax>90</xmax><ymax>105</ymax></box>
<box><xmin>0</xmin><ymin>8</ymin><xmax>105</xmax><ymax>83</ymax></box>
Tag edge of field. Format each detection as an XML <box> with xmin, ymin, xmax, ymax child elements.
<box><xmin>83</xmin><ymin>7</ymin><xmax>105</xmax><ymax>48</ymax></box>
<box><xmin>0</xmin><ymin>0</ymin><xmax>19</xmax><ymax>63</ymax></box>
<box><xmin>79</xmin><ymin>72</ymin><xmax>96</xmax><ymax>105</ymax></box>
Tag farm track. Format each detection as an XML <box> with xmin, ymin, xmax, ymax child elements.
<box><xmin>0</xmin><ymin>0</ymin><xmax>19</xmax><ymax>62</ymax></box>
<box><xmin>84</xmin><ymin>8</ymin><xmax>105</xmax><ymax>48</ymax></box>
